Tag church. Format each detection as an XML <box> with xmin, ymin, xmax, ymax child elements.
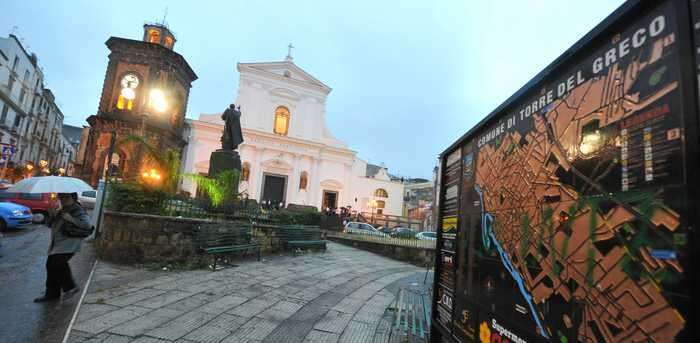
<box><xmin>181</xmin><ymin>52</ymin><xmax>405</xmax><ymax>215</ymax></box>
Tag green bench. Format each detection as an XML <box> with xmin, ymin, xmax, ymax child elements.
<box><xmin>277</xmin><ymin>225</ymin><xmax>327</xmax><ymax>254</ymax></box>
<box><xmin>194</xmin><ymin>222</ymin><xmax>260</xmax><ymax>271</ymax></box>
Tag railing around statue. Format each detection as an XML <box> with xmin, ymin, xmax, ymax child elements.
<box><xmin>159</xmin><ymin>197</ymin><xmax>272</xmax><ymax>223</ymax></box>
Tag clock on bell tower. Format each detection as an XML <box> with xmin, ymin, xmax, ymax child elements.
<box><xmin>79</xmin><ymin>23</ymin><xmax>197</xmax><ymax>186</ymax></box>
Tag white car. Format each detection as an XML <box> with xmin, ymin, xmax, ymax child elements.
<box><xmin>343</xmin><ymin>222</ymin><xmax>388</xmax><ymax>237</ymax></box>
<box><xmin>78</xmin><ymin>190</ymin><xmax>96</xmax><ymax>209</ymax></box>
<box><xmin>415</xmin><ymin>231</ymin><xmax>437</xmax><ymax>241</ymax></box>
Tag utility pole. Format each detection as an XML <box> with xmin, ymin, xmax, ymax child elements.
<box><xmin>94</xmin><ymin>131</ymin><xmax>117</xmax><ymax>237</ymax></box>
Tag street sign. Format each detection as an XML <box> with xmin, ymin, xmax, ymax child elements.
<box><xmin>0</xmin><ymin>144</ymin><xmax>16</xmax><ymax>156</ymax></box>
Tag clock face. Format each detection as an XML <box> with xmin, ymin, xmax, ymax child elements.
<box><xmin>120</xmin><ymin>74</ymin><xmax>139</xmax><ymax>89</ymax></box>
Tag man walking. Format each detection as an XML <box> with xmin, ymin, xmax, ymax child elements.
<box><xmin>34</xmin><ymin>192</ymin><xmax>91</xmax><ymax>303</ymax></box>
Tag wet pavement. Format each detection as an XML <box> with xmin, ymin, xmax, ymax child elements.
<box><xmin>0</xmin><ymin>224</ymin><xmax>96</xmax><ymax>343</ymax></box>
<box><xmin>66</xmin><ymin>242</ymin><xmax>431</xmax><ymax>343</ymax></box>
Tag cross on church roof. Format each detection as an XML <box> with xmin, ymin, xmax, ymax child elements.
<box><xmin>286</xmin><ymin>43</ymin><xmax>294</xmax><ymax>61</ymax></box>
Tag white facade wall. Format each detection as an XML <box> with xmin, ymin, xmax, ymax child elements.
<box><xmin>182</xmin><ymin>59</ymin><xmax>405</xmax><ymax>215</ymax></box>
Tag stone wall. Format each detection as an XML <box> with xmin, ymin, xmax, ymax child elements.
<box><xmin>96</xmin><ymin>211</ymin><xmax>207</xmax><ymax>264</ymax></box>
<box><xmin>326</xmin><ymin>235</ymin><xmax>435</xmax><ymax>266</ymax></box>
<box><xmin>96</xmin><ymin>211</ymin><xmax>292</xmax><ymax>264</ymax></box>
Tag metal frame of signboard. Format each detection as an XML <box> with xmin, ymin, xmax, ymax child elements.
<box><xmin>431</xmin><ymin>0</ymin><xmax>699</xmax><ymax>341</ymax></box>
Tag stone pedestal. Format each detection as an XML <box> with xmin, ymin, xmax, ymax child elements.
<box><xmin>208</xmin><ymin>149</ymin><xmax>241</xmax><ymax>177</ymax></box>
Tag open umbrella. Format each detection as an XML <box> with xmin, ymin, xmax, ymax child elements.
<box><xmin>6</xmin><ymin>176</ymin><xmax>93</xmax><ymax>194</ymax></box>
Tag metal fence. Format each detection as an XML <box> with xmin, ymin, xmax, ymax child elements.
<box><xmin>325</xmin><ymin>231</ymin><xmax>436</xmax><ymax>249</ymax></box>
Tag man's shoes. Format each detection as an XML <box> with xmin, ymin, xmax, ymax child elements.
<box><xmin>33</xmin><ymin>295</ymin><xmax>60</xmax><ymax>303</ymax></box>
<box><xmin>63</xmin><ymin>287</ymin><xmax>80</xmax><ymax>300</ymax></box>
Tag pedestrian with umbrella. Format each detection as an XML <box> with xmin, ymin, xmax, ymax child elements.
<box><xmin>6</xmin><ymin>176</ymin><xmax>94</xmax><ymax>302</ymax></box>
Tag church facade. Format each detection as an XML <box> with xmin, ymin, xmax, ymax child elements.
<box><xmin>181</xmin><ymin>57</ymin><xmax>404</xmax><ymax>215</ymax></box>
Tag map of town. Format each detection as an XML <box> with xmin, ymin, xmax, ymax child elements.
<box><xmin>473</xmin><ymin>31</ymin><xmax>686</xmax><ymax>342</ymax></box>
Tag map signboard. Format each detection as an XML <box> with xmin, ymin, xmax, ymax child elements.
<box><xmin>433</xmin><ymin>1</ymin><xmax>697</xmax><ymax>342</ymax></box>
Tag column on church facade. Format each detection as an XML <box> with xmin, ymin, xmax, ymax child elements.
<box><xmin>248</xmin><ymin>147</ymin><xmax>262</xmax><ymax>201</ymax></box>
<box><xmin>343</xmin><ymin>163</ymin><xmax>352</xmax><ymax>208</ymax></box>
<box><xmin>309</xmin><ymin>156</ymin><xmax>320</xmax><ymax>209</ymax></box>
<box><xmin>289</xmin><ymin>153</ymin><xmax>301</xmax><ymax>205</ymax></box>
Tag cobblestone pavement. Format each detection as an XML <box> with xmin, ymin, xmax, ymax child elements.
<box><xmin>67</xmin><ymin>242</ymin><xmax>429</xmax><ymax>343</ymax></box>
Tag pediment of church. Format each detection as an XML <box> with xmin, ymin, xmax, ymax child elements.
<box><xmin>238</xmin><ymin>61</ymin><xmax>331</xmax><ymax>93</ymax></box>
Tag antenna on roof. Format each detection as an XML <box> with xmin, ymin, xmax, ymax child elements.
<box><xmin>11</xmin><ymin>26</ymin><xmax>18</xmax><ymax>35</ymax></box>
<box><xmin>161</xmin><ymin>6</ymin><xmax>169</xmax><ymax>26</ymax></box>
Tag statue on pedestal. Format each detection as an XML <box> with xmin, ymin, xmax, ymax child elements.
<box><xmin>221</xmin><ymin>104</ymin><xmax>244</xmax><ymax>151</ymax></box>
<box><xmin>209</xmin><ymin>104</ymin><xmax>244</xmax><ymax>177</ymax></box>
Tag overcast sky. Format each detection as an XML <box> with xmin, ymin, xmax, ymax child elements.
<box><xmin>1</xmin><ymin>0</ymin><xmax>624</xmax><ymax>178</ymax></box>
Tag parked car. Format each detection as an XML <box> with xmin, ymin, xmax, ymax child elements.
<box><xmin>0</xmin><ymin>192</ymin><xmax>59</xmax><ymax>223</ymax></box>
<box><xmin>415</xmin><ymin>231</ymin><xmax>437</xmax><ymax>241</ymax></box>
<box><xmin>391</xmin><ymin>227</ymin><xmax>418</xmax><ymax>238</ymax></box>
<box><xmin>343</xmin><ymin>222</ymin><xmax>388</xmax><ymax>237</ymax></box>
<box><xmin>0</xmin><ymin>202</ymin><xmax>33</xmax><ymax>231</ymax></box>
<box><xmin>78</xmin><ymin>190</ymin><xmax>97</xmax><ymax>209</ymax></box>
<box><xmin>377</xmin><ymin>226</ymin><xmax>393</xmax><ymax>235</ymax></box>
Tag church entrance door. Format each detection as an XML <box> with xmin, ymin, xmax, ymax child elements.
<box><xmin>262</xmin><ymin>173</ymin><xmax>287</xmax><ymax>208</ymax></box>
<box><xmin>322</xmin><ymin>190</ymin><xmax>338</xmax><ymax>210</ymax></box>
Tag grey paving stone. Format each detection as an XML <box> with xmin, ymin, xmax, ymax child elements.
<box><xmin>72</xmin><ymin>305</ymin><xmax>152</xmax><ymax>335</ymax></box>
<box><xmin>75</xmin><ymin>304</ymin><xmax>121</xmax><ymax>324</ymax></box>
<box><xmin>197</xmin><ymin>294</ymin><xmax>249</xmax><ymax>314</ymax></box>
<box><xmin>313</xmin><ymin>310</ymin><xmax>353</xmax><ymax>334</ymax></box>
<box><xmin>139</xmin><ymin>291</ymin><xmax>194</xmax><ymax>309</ymax></box>
<box><xmin>108</xmin><ymin>308</ymin><xmax>182</xmax><ymax>337</ymax></box>
<box><xmin>332</xmin><ymin>298</ymin><xmax>366</xmax><ymax>315</ymax></box>
<box><xmin>338</xmin><ymin>320</ymin><xmax>376</xmax><ymax>343</ymax></box>
<box><xmin>304</xmin><ymin>330</ymin><xmax>340</xmax><ymax>343</ymax></box>
<box><xmin>183</xmin><ymin>313</ymin><xmax>249</xmax><ymax>343</ymax></box>
<box><xmin>146</xmin><ymin>311</ymin><xmax>217</xmax><ymax>341</ymax></box>
<box><xmin>227</xmin><ymin>296</ymin><xmax>280</xmax><ymax>318</ymax></box>
<box><xmin>129</xmin><ymin>337</ymin><xmax>171</xmax><ymax>343</ymax></box>
<box><xmin>220</xmin><ymin>317</ymin><xmax>278</xmax><ymax>342</ymax></box>
<box><xmin>104</xmin><ymin>288</ymin><xmax>167</xmax><ymax>307</ymax></box>
<box><xmin>165</xmin><ymin>292</ymin><xmax>222</xmax><ymax>312</ymax></box>
<box><xmin>258</xmin><ymin>300</ymin><xmax>304</xmax><ymax>322</ymax></box>
<box><xmin>79</xmin><ymin>332</ymin><xmax>131</xmax><ymax>343</ymax></box>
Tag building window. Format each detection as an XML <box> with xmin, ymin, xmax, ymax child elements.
<box><xmin>23</xmin><ymin>70</ymin><xmax>29</xmax><ymax>82</ymax></box>
<box><xmin>0</xmin><ymin>104</ymin><xmax>8</xmax><ymax>123</ymax></box>
<box><xmin>164</xmin><ymin>36</ymin><xmax>173</xmax><ymax>48</ymax></box>
<box><xmin>148</xmin><ymin>30</ymin><xmax>161</xmax><ymax>44</ymax></box>
<box><xmin>374</xmin><ymin>188</ymin><xmax>388</xmax><ymax>198</ymax></box>
<box><xmin>241</xmin><ymin>162</ymin><xmax>250</xmax><ymax>182</ymax></box>
<box><xmin>376</xmin><ymin>200</ymin><xmax>386</xmax><ymax>209</ymax></box>
<box><xmin>273</xmin><ymin>106</ymin><xmax>290</xmax><ymax>136</ymax></box>
<box><xmin>13</xmin><ymin>115</ymin><xmax>21</xmax><ymax>128</ymax></box>
<box><xmin>299</xmin><ymin>171</ymin><xmax>308</xmax><ymax>190</ymax></box>
<box><xmin>19</xmin><ymin>87</ymin><xmax>26</xmax><ymax>104</ymax></box>
<box><xmin>11</xmin><ymin>56</ymin><xmax>18</xmax><ymax>71</ymax></box>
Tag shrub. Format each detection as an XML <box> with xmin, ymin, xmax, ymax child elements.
<box><xmin>270</xmin><ymin>209</ymin><xmax>321</xmax><ymax>225</ymax></box>
<box><xmin>106</xmin><ymin>182</ymin><xmax>167</xmax><ymax>214</ymax></box>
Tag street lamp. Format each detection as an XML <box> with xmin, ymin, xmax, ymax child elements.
<box><xmin>141</xmin><ymin>168</ymin><xmax>162</xmax><ymax>185</ymax></box>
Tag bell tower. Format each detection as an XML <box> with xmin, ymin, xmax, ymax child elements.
<box><xmin>79</xmin><ymin>23</ymin><xmax>197</xmax><ymax>186</ymax></box>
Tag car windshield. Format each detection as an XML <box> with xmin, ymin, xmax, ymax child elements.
<box><xmin>19</xmin><ymin>193</ymin><xmax>43</xmax><ymax>200</ymax></box>
<box><xmin>82</xmin><ymin>191</ymin><xmax>96</xmax><ymax>197</ymax></box>
<box><xmin>0</xmin><ymin>192</ymin><xmax>17</xmax><ymax>199</ymax></box>
<box><xmin>424</xmin><ymin>232</ymin><xmax>436</xmax><ymax>238</ymax></box>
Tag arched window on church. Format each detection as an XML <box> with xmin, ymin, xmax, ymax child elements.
<box><xmin>241</xmin><ymin>162</ymin><xmax>250</xmax><ymax>182</ymax></box>
<box><xmin>299</xmin><ymin>171</ymin><xmax>308</xmax><ymax>190</ymax></box>
<box><xmin>273</xmin><ymin>106</ymin><xmax>290</xmax><ymax>136</ymax></box>
<box><xmin>376</xmin><ymin>200</ymin><xmax>386</xmax><ymax>215</ymax></box>
<box><xmin>148</xmin><ymin>29</ymin><xmax>161</xmax><ymax>44</ymax></box>
<box><xmin>374</xmin><ymin>188</ymin><xmax>388</xmax><ymax>198</ymax></box>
